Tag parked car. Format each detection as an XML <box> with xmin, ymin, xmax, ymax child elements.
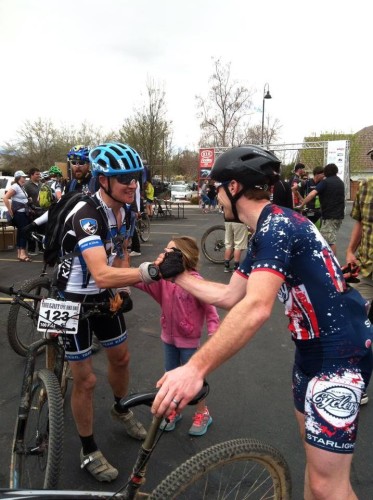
<box><xmin>171</xmin><ymin>184</ymin><xmax>193</xmax><ymax>201</ymax></box>
<box><xmin>0</xmin><ymin>176</ymin><xmax>13</xmax><ymax>206</ymax></box>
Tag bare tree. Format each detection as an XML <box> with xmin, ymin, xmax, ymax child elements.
<box><xmin>119</xmin><ymin>79</ymin><xmax>172</xmax><ymax>176</ymax></box>
<box><xmin>196</xmin><ymin>58</ymin><xmax>255</xmax><ymax>147</ymax></box>
<box><xmin>244</xmin><ymin>116</ymin><xmax>282</xmax><ymax>146</ymax></box>
<box><xmin>0</xmin><ymin>119</ymin><xmax>113</xmax><ymax>173</ymax></box>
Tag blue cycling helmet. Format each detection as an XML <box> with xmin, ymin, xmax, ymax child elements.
<box><xmin>89</xmin><ymin>142</ymin><xmax>144</xmax><ymax>177</ymax></box>
<box><xmin>67</xmin><ymin>145</ymin><xmax>90</xmax><ymax>162</ymax></box>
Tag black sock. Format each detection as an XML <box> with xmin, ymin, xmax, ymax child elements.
<box><xmin>80</xmin><ymin>434</ymin><xmax>98</xmax><ymax>455</ymax></box>
<box><xmin>224</xmin><ymin>260</ymin><xmax>230</xmax><ymax>268</ymax></box>
<box><xmin>234</xmin><ymin>261</ymin><xmax>239</xmax><ymax>270</ymax></box>
<box><xmin>114</xmin><ymin>396</ymin><xmax>129</xmax><ymax>414</ymax></box>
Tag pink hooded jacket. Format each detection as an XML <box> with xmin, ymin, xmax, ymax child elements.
<box><xmin>134</xmin><ymin>271</ymin><xmax>220</xmax><ymax>348</ymax></box>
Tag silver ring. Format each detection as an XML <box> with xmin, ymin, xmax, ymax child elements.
<box><xmin>172</xmin><ymin>398</ymin><xmax>180</xmax><ymax>406</ymax></box>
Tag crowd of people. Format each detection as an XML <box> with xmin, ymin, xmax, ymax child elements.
<box><xmin>3</xmin><ymin>142</ymin><xmax>373</xmax><ymax>499</ymax></box>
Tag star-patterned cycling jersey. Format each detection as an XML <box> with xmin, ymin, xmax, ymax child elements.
<box><xmin>56</xmin><ymin>191</ymin><xmax>135</xmax><ymax>294</ymax></box>
<box><xmin>238</xmin><ymin>203</ymin><xmax>373</xmax><ymax>453</ymax></box>
<box><xmin>238</xmin><ymin>203</ymin><xmax>372</xmax><ymax>354</ymax></box>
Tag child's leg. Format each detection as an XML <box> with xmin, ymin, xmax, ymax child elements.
<box><xmin>163</xmin><ymin>342</ymin><xmax>182</xmax><ymax>371</ymax></box>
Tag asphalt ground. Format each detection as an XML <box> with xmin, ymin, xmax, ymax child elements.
<box><xmin>0</xmin><ymin>203</ymin><xmax>372</xmax><ymax>499</ymax></box>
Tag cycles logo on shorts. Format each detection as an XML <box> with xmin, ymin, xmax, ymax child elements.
<box><xmin>310</xmin><ymin>379</ymin><xmax>360</xmax><ymax>427</ymax></box>
<box><xmin>80</xmin><ymin>218</ymin><xmax>98</xmax><ymax>235</ymax></box>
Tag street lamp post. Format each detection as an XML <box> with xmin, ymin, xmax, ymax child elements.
<box><xmin>261</xmin><ymin>83</ymin><xmax>272</xmax><ymax>146</ymax></box>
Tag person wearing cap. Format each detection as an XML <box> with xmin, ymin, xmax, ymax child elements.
<box><xmin>3</xmin><ymin>170</ymin><xmax>33</xmax><ymax>261</ymax></box>
<box><xmin>151</xmin><ymin>146</ymin><xmax>372</xmax><ymax>500</ymax></box>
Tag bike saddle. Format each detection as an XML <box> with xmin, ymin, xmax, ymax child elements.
<box><xmin>118</xmin><ymin>381</ymin><xmax>210</xmax><ymax>411</ymax></box>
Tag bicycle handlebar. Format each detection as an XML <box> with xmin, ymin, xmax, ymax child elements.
<box><xmin>0</xmin><ymin>285</ymin><xmax>112</xmax><ymax>311</ymax></box>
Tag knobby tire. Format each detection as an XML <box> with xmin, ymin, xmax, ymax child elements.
<box><xmin>149</xmin><ymin>438</ymin><xmax>291</xmax><ymax>499</ymax></box>
<box><xmin>7</xmin><ymin>276</ymin><xmax>52</xmax><ymax>356</ymax></box>
<box><xmin>201</xmin><ymin>225</ymin><xmax>227</xmax><ymax>264</ymax></box>
<box><xmin>10</xmin><ymin>368</ymin><xmax>64</xmax><ymax>489</ymax></box>
<box><xmin>138</xmin><ymin>215</ymin><xmax>151</xmax><ymax>242</ymax></box>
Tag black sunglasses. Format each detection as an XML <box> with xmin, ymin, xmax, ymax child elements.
<box><xmin>115</xmin><ymin>172</ymin><xmax>140</xmax><ymax>185</ymax></box>
<box><xmin>70</xmin><ymin>160</ymin><xmax>87</xmax><ymax>166</ymax></box>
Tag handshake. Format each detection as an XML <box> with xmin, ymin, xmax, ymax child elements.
<box><xmin>139</xmin><ymin>249</ymin><xmax>185</xmax><ymax>284</ymax></box>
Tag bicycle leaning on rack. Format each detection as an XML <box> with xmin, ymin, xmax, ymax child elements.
<box><xmin>1</xmin><ymin>283</ymin><xmax>292</xmax><ymax>498</ymax></box>
<box><xmin>201</xmin><ymin>224</ymin><xmax>253</xmax><ymax>264</ymax></box>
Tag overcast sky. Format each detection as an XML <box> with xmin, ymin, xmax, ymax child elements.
<box><xmin>1</xmin><ymin>0</ymin><xmax>372</xmax><ymax>153</ymax></box>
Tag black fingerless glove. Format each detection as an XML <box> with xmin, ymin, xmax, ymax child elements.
<box><xmin>159</xmin><ymin>248</ymin><xmax>185</xmax><ymax>279</ymax></box>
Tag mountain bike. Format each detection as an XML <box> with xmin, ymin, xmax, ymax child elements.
<box><xmin>6</xmin><ymin>232</ymin><xmax>53</xmax><ymax>356</ymax></box>
<box><xmin>0</xmin><ymin>285</ymin><xmax>124</xmax><ymax>491</ymax></box>
<box><xmin>1</xmin><ymin>376</ymin><xmax>292</xmax><ymax>498</ymax></box>
<box><xmin>201</xmin><ymin>224</ymin><xmax>253</xmax><ymax>264</ymax></box>
<box><xmin>136</xmin><ymin>212</ymin><xmax>150</xmax><ymax>242</ymax></box>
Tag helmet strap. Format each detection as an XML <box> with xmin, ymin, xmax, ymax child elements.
<box><xmin>99</xmin><ymin>177</ymin><xmax>124</xmax><ymax>205</ymax></box>
<box><xmin>223</xmin><ymin>185</ymin><xmax>244</xmax><ymax>223</ymax></box>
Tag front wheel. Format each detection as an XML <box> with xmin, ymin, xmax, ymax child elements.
<box><xmin>7</xmin><ymin>276</ymin><xmax>52</xmax><ymax>356</ymax></box>
<box><xmin>138</xmin><ymin>214</ymin><xmax>151</xmax><ymax>242</ymax></box>
<box><xmin>150</xmin><ymin>438</ymin><xmax>292</xmax><ymax>499</ymax></box>
<box><xmin>201</xmin><ymin>225</ymin><xmax>227</xmax><ymax>264</ymax></box>
<box><xmin>10</xmin><ymin>368</ymin><xmax>64</xmax><ymax>489</ymax></box>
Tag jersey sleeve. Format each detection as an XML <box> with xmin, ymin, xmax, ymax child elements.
<box><xmin>71</xmin><ymin>203</ymin><xmax>105</xmax><ymax>253</ymax></box>
<box><xmin>239</xmin><ymin>208</ymin><xmax>294</xmax><ymax>280</ymax></box>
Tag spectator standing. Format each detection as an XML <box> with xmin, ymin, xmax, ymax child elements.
<box><xmin>207</xmin><ymin>179</ymin><xmax>218</xmax><ymax>211</ymax></box>
<box><xmin>3</xmin><ymin>171</ymin><xmax>33</xmax><ymax>262</ymax></box>
<box><xmin>200</xmin><ymin>179</ymin><xmax>210</xmax><ymax>212</ymax></box>
<box><xmin>24</xmin><ymin>167</ymin><xmax>43</xmax><ymax>255</ymax></box>
<box><xmin>47</xmin><ymin>166</ymin><xmax>63</xmax><ymax>201</ymax></box>
<box><xmin>65</xmin><ymin>145</ymin><xmax>97</xmax><ymax>195</ymax></box>
<box><xmin>346</xmin><ymin>154</ymin><xmax>373</xmax><ymax>303</ymax></box>
<box><xmin>296</xmin><ymin>166</ymin><xmax>325</xmax><ymax>228</ymax></box>
<box><xmin>300</xmin><ymin>163</ymin><xmax>345</xmax><ymax>255</ymax></box>
<box><xmin>144</xmin><ymin>180</ymin><xmax>154</xmax><ymax>218</ymax></box>
<box><xmin>346</xmin><ymin>172</ymin><xmax>373</xmax><ymax>407</ymax></box>
<box><xmin>289</xmin><ymin>162</ymin><xmax>306</xmax><ymax>208</ymax></box>
<box><xmin>271</xmin><ymin>178</ymin><xmax>293</xmax><ymax>208</ymax></box>
<box><xmin>134</xmin><ymin>236</ymin><xmax>219</xmax><ymax>436</ymax></box>
<box><xmin>129</xmin><ymin>181</ymin><xmax>142</xmax><ymax>257</ymax></box>
<box><xmin>223</xmin><ymin>216</ymin><xmax>248</xmax><ymax>273</ymax></box>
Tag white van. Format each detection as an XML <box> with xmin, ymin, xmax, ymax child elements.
<box><xmin>0</xmin><ymin>176</ymin><xmax>13</xmax><ymax>206</ymax></box>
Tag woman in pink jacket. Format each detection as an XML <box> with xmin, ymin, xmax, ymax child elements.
<box><xmin>134</xmin><ymin>236</ymin><xmax>219</xmax><ymax>436</ymax></box>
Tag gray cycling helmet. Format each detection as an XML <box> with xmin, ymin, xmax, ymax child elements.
<box><xmin>211</xmin><ymin>146</ymin><xmax>281</xmax><ymax>188</ymax></box>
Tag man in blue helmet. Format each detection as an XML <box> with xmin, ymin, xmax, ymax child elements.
<box><xmin>152</xmin><ymin>146</ymin><xmax>373</xmax><ymax>500</ymax></box>
<box><xmin>65</xmin><ymin>145</ymin><xmax>98</xmax><ymax>195</ymax></box>
<box><xmin>54</xmin><ymin>142</ymin><xmax>170</xmax><ymax>482</ymax></box>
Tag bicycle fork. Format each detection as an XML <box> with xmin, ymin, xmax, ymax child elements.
<box><xmin>120</xmin><ymin>416</ymin><xmax>163</xmax><ymax>499</ymax></box>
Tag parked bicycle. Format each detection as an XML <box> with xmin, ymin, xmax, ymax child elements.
<box><xmin>136</xmin><ymin>212</ymin><xmax>150</xmax><ymax>242</ymax></box>
<box><xmin>201</xmin><ymin>224</ymin><xmax>253</xmax><ymax>264</ymax></box>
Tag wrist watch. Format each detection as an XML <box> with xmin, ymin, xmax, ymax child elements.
<box><xmin>148</xmin><ymin>264</ymin><xmax>161</xmax><ymax>281</ymax></box>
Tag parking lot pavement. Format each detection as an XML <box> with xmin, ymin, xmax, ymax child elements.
<box><xmin>0</xmin><ymin>207</ymin><xmax>372</xmax><ymax>498</ymax></box>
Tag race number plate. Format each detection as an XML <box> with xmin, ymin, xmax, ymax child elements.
<box><xmin>37</xmin><ymin>299</ymin><xmax>81</xmax><ymax>335</ymax></box>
